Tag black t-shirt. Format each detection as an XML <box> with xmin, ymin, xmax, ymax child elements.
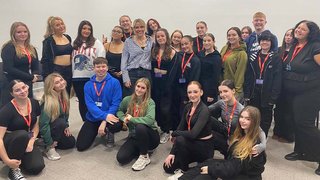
<box><xmin>0</xmin><ymin>99</ymin><xmax>40</xmax><ymax>131</ymax></box>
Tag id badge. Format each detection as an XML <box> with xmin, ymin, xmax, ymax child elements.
<box><xmin>179</xmin><ymin>78</ymin><xmax>186</xmax><ymax>84</ymax></box>
<box><xmin>256</xmin><ymin>79</ymin><xmax>264</xmax><ymax>85</ymax></box>
<box><xmin>155</xmin><ymin>72</ymin><xmax>162</xmax><ymax>78</ymax></box>
<box><xmin>95</xmin><ymin>101</ymin><xmax>102</xmax><ymax>107</ymax></box>
<box><xmin>28</xmin><ymin>131</ymin><xmax>34</xmax><ymax>139</ymax></box>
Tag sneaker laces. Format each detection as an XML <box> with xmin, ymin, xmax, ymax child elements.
<box><xmin>10</xmin><ymin>168</ymin><xmax>26</xmax><ymax>180</ymax></box>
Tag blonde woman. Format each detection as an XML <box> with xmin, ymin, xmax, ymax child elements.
<box><xmin>116</xmin><ymin>78</ymin><xmax>160</xmax><ymax>171</ymax></box>
<box><xmin>1</xmin><ymin>22</ymin><xmax>40</xmax><ymax>106</ymax></box>
<box><xmin>41</xmin><ymin>16</ymin><xmax>73</xmax><ymax>94</ymax></box>
<box><xmin>178</xmin><ymin>106</ymin><xmax>266</xmax><ymax>180</ymax></box>
<box><xmin>39</xmin><ymin>73</ymin><xmax>76</xmax><ymax>161</ymax></box>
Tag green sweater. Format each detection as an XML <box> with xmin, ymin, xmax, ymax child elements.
<box><xmin>39</xmin><ymin>103</ymin><xmax>69</xmax><ymax>146</ymax></box>
<box><xmin>117</xmin><ymin>96</ymin><xmax>159</xmax><ymax>136</ymax></box>
<box><xmin>220</xmin><ymin>42</ymin><xmax>247</xmax><ymax>97</ymax></box>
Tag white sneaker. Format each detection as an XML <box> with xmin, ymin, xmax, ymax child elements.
<box><xmin>45</xmin><ymin>147</ymin><xmax>61</xmax><ymax>161</ymax></box>
<box><xmin>167</xmin><ymin>169</ymin><xmax>183</xmax><ymax>180</ymax></box>
<box><xmin>131</xmin><ymin>154</ymin><xmax>151</xmax><ymax>171</ymax></box>
<box><xmin>8</xmin><ymin>168</ymin><xmax>26</xmax><ymax>180</ymax></box>
<box><xmin>160</xmin><ymin>132</ymin><xmax>170</xmax><ymax>144</ymax></box>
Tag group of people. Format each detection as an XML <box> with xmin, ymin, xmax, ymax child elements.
<box><xmin>0</xmin><ymin>11</ymin><xmax>320</xmax><ymax>180</ymax></box>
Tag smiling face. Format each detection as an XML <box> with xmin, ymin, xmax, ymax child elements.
<box><xmin>171</xmin><ymin>31</ymin><xmax>182</xmax><ymax>46</ymax></box>
<box><xmin>135</xmin><ymin>82</ymin><xmax>147</xmax><ymax>97</ymax></box>
<box><xmin>181</xmin><ymin>37</ymin><xmax>193</xmax><ymax>53</ymax></box>
<box><xmin>252</xmin><ymin>17</ymin><xmax>266</xmax><ymax>32</ymax></box>
<box><xmin>203</xmin><ymin>35</ymin><xmax>215</xmax><ymax>51</ymax></box>
<box><xmin>120</xmin><ymin>16</ymin><xmax>132</xmax><ymax>31</ymax></box>
<box><xmin>294</xmin><ymin>22</ymin><xmax>310</xmax><ymax>42</ymax></box>
<box><xmin>227</xmin><ymin>29</ymin><xmax>241</xmax><ymax>46</ymax></box>
<box><xmin>148</xmin><ymin>20</ymin><xmax>159</xmax><ymax>31</ymax></box>
<box><xmin>81</xmin><ymin>24</ymin><xmax>92</xmax><ymax>39</ymax></box>
<box><xmin>239</xmin><ymin>110</ymin><xmax>252</xmax><ymax>131</ymax></box>
<box><xmin>11</xmin><ymin>82</ymin><xmax>29</xmax><ymax>99</ymax></box>
<box><xmin>218</xmin><ymin>85</ymin><xmax>235</xmax><ymax>103</ymax></box>
<box><xmin>133</xmin><ymin>22</ymin><xmax>146</xmax><ymax>37</ymax></box>
<box><xmin>94</xmin><ymin>63</ymin><xmax>108</xmax><ymax>79</ymax></box>
<box><xmin>284</xmin><ymin>29</ymin><xmax>293</xmax><ymax>45</ymax></box>
<box><xmin>196</xmin><ymin>22</ymin><xmax>207</xmax><ymax>37</ymax></box>
<box><xmin>53</xmin><ymin>76</ymin><xmax>66</xmax><ymax>92</ymax></box>
<box><xmin>14</xmin><ymin>25</ymin><xmax>29</xmax><ymax>43</ymax></box>
<box><xmin>112</xmin><ymin>26</ymin><xmax>124</xmax><ymax>40</ymax></box>
<box><xmin>156</xmin><ymin>30</ymin><xmax>167</xmax><ymax>45</ymax></box>
<box><xmin>260</xmin><ymin>39</ymin><xmax>271</xmax><ymax>52</ymax></box>
<box><xmin>187</xmin><ymin>84</ymin><xmax>203</xmax><ymax>104</ymax></box>
<box><xmin>52</xmin><ymin>19</ymin><xmax>66</xmax><ymax>35</ymax></box>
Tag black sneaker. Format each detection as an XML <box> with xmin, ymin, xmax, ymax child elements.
<box><xmin>315</xmin><ymin>163</ymin><xmax>320</xmax><ymax>176</ymax></box>
<box><xmin>106</xmin><ymin>131</ymin><xmax>115</xmax><ymax>148</ymax></box>
<box><xmin>8</xmin><ymin>168</ymin><xmax>26</xmax><ymax>180</ymax></box>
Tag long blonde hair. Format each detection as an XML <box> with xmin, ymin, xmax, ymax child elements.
<box><xmin>41</xmin><ymin>73</ymin><xmax>70</xmax><ymax>121</ymax></box>
<box><xmin>44</xmin><ymin>16</ymin><xmax>65</xmax><ymax>38</ymax></box>
<box><xmin>127</xmin><ymin>78</ymin><xmax>151</xmax><ymax>117</ymax></box>
<box><xmin>2</xmin><ymin>22</ymin><xmax>36</xmax><ymax>58</ymax></box>
<box><xmin>229</xmin><ymin>106</ymin><xmax>261</xmax><ymax>160</ymax></box>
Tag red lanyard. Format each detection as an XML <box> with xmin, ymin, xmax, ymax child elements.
<box><xmin>282</xmin><ymin>51</ymin><xmax>289</xmax><ymax>62</ymax></box>
<box><xmin>11</xmin><ymin>99</ymin><xmax>32</xmax><ymax>131</ymax></box>
<box><xmin>181</xmin><ymin>53</ymin><xmax>194</xmax><ymax>75</ymax></box>
<box><xmin>59</xmin><ymin>97</ymin><xmax>66</xmax><ymax>113</ymax></box>
<box><xmin>157</xmin><ymin>51</ymin><xmax>162</xmax><ymax>68</ymax></box>
<box><xmin>23</xmin><ymin>49</ymin><xmax>32</xmax><ymax>68</ymax></box>
<box><xmin>288</xmin><ymin>43</ymin><xmax>307</xmax><ymax>63</ymax></box>
<box><xmin>133</xmin><ymin>104</ymin><xmax>140</xmax><ymax>117</ymax></box>
<box><xmin>93</xmin><ymin>81</ymin><xmax>106</xmax><ymax>100</ymax></box>
<box><xmin>196</xmin><ymin>37</ymin><xmax>204</xmax><ymax>52</ymax></box>
<box><xmin>187</xmin><ymin>108</ymin><xmax>195</xmax><ymax>131</ymax></box>
<box><xmin>258</xmin><ymin>53</ymin><xmax>269</xmax><ymax>79</ymax></box>
<box><xmin>225</xmin><ymin>100</ymin><xmax>237</xmax><ymax>136</ymax></box>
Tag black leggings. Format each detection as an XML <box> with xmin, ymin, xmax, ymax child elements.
<box><xmin>163</xmin><ymin>136</ymin><xmax>214</xmax><ymax>173</ymax></box>
<box><xmin>76</xmin><ymin>120</ymin><xmax>122</xmax><ymax>151</ymax></box>
<box><xmin>53</xmin><ymin>64</ymin><xmax>72</xmax><ymax>95</ymax></box>
<box><xmin>50</xmin><ymin>117</ymin><xmax>76</xmax><ymax>150</ymax></box>
<box><xmin>4</xmin><ymin>130</ymin><xmax>45</xmax><ymax>174</ymax></box>
<box><xmin>72</xmin><ymin>80</ymin><xmax>89</xmax><ymax>121</ymax></box>
<box><xmin>116</xmin><ymin>124</ymin><xmax>160</xmax><ymax>165</ymax></box>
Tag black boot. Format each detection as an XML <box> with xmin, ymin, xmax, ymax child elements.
<box><xmin>315</xmin><ymin>163</ymin><xmax>320</xmax><ymax>176</ymax></box>
<box><xmin>285</xmin><ymin>152</ymin><xmax>302</xmax><ymax>161</ymax></box>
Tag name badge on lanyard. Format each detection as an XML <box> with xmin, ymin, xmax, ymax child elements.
<box><xmin>95</xmin><ymin>101</ymin><xmax>102</xmax><ymax>107</ymax></box>
<box><xmin>94</xmin><ymin>80</ymin><xmax>106</xmax><ymax>108</ymax></box>
<box><xmin>180</xmin><ymin>53</ymin><xmax>194</xmax><ymax>84</ymax></box>
<box><xmin>256</xmin><ymin>79</ymin><xmax>264</xmax><ymax>85</ymax></box>
<box><xmin>155</xmin><ymin>72</ymin><xmax>162</xmax><ymax>78</ymax></box>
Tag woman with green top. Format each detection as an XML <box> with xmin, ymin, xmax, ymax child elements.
<box><xmin>39</xmin><ymin>73</ymin><xmax>76</xmax><ymax>161</ymax></box>
<box><xmin>220</xmin><ymin>27</ymin><xmax>248</xmax><ymax>103</ymax></box>
<box><xmin>116</xmin><ymin>77</ymin><xmax>160</xmax><ymax>171</ymax></box>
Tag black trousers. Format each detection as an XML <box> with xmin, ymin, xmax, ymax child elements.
<box><xmin>76</xmin><ymin>120</ymin><xmax>122</xmax><ymax>151</ymax></box>
<box><xmin>163</xmin><ymin>136</ymin><xmax>214</xmax><ymax>173</ymax></box>
<box><xmin>284</xmin><ymin>78</ymin><xmax>320</xmax><ymax>162</ymax></box>
<box><xmin>72</xmin><ymin>80</ymin><xmax>89</xmax><ymax>121</ymax></box>
<box><xmin>53</xmin><ymin>64</ymin><xmax>72</xmax><ymax>95</ymax></box>
<box><xmin>50</xmin><ymin>117</ymin><xmax>76</xmax><ymax>149</ymax></box>
<box><xmin>122</xmin><ymin>68</ymin><xmax>151</xmax><ymax>97</ymax></box>
<box><xmin>4</xmin><ymin>130</ymin><xmax>45</xmax><ymax>174</ymax></box>
<box><xmin>116</xmin><ymin>124</ymin><xmax>160</xmax><ymax>165</ymax></box>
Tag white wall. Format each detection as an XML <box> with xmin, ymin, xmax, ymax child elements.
<box><xmin>0</xmin><ymin>0</ymin><xmax>319</xmax><ymax>61</ymax></box>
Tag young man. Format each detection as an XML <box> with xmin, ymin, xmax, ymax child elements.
<box><xmin>76</xmin><ymin>57</ymin><xmax>122</xmax><ymax>151</ymax></box>
<box><xmin>245</xmin><ymin>12</ymin><xmax>278</xmax><ymax>56</ymax></box>
<box><xmin>244</xmin><ymin>31</ymin><xmax>282</xmax><ymax>137</ymax></box>
<box><xmin>119</xmin><ymin>15</ymin><xmax>133</xmax><ymax>40</ymax></box>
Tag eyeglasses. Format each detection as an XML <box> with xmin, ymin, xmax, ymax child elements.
<box><xmin>112</xmin><ymin>30</ymin><xmax>123</xmax><ymax>34</ymax></box>
<box><xmin>13</xmin><ymin>85</ymin><xmax>29</xmax><ymax>93</ymax></box>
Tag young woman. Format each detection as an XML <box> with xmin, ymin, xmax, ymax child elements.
<box><xmin>282</xmin><ymin>20</ymin><xmax>320</xmax><ymax>175</ymax></box>
<box><xmin>273</xmin><ymin>28</ymin><xmax>295</xmax><ymax>143</ymax></box>
<box><xmin>104</xmin><ymin>25</ymin><xmax>125</xmax><ymax>85</ymax></box>
<box><xmin>41</xmin><ymin>16</ymin><xmax>73</xmax><ymax>94</ymax></box>
<box><xmin>147</xmin><ymin>18</ymin><xmax>161</xmax><ymax>40</ymax></box>
<box><xmin>39</xmin><ymin>73</ymin><xmax>76</xmax><ymax>161</ymax></box>
<box><xmin>241</xmin><ymin>26</ymin><xmax>252</xmax><ymax>40</ymax></box>
<box><xmin>193</xmin><ymin>21</ymin><xmax>208</xmax><ymax>55</ymax></box>
<box><xmin>209</xmin><ymin>80</ymin><xmax>266</xmax><ymax>158</ymax></box>
<box><xmin>121</xmin><ymin>18</ymin><xmax>153</xmax><ymax>97</ymax></box>
<box><xmin>116</xmin><ymin>78</ymin><xmax>160</xmax><ymax>171</ymax></box>
<box><xmin>72</xmin><ymin>20</ymin><xmax>106</xmax><ymax>121</ymax></box>
<box><xmin>220</xmin><ymin>27</ymin><xmax>248</xmax><ymax>103</ymax></box>
<box><xmin>244</xmin><ymin>31</ymin><xmax>282</xmax><ymax>138</ymax></box>
<box><xmin>171</xmin><ymin>35</ymin><xmax>201</xmax><ymax>130</ymax></box>
<box><xmin>171</xmin><ymin>30</ymin><xmax>183</xmax><ymax>52</ymax></box>
<box><xmin>0</xmin><ymin>80</ymin><xmax>45</xmax><ymax>180</ymax></box>
<box><xmin>163</xmin><ymin>81</ymin><xmax>214</xmax><ymax>174</ymax></box>
<box><xmin>151</xmin><ymin>28</ymin><xmax>176</xmax><ymax>144</ymax></box>
<box><xmin>198</xmin><ymin>33</ymin><xmax>222</xmax><ymax>106</ymax></box>
<box><xmin>1</xmin><ymin>22</ymin><xmax>40</xmax><ymax>106</ymax></box>
<box><xmin>178</xmin><ymin>106</ymin><xmax>267</xmax><ymax>180</ymax></box>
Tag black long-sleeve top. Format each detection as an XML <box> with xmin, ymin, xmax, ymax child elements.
<box><xmin>1</xmin><ymin>43</ymin><xmax>39</xmax><ymax>82</ymax></box>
